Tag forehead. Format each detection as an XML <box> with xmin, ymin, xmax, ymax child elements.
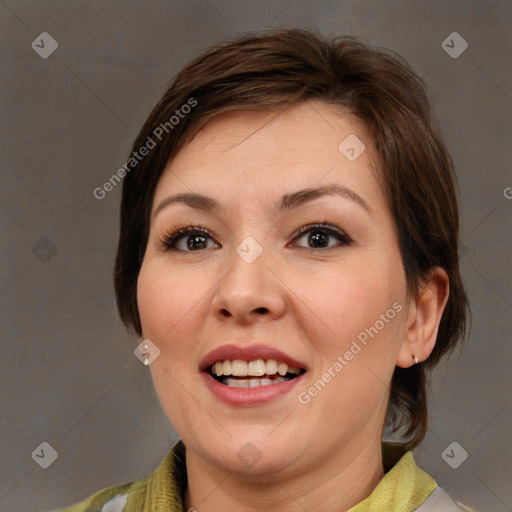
<box><xmin>155</xmin><ymin>101</ymin><xmax>384</xmax><ymax>209</ymax></box>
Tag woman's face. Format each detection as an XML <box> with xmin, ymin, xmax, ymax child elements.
<box><xmin>137</xmin><ymin>101</ymin><xmax>412</xmax><ymax>478</ymax></box>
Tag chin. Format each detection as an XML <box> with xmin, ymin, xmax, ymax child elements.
<box><xmin>194</xmin><ymin>434</ymin><xmax>304</xmax><ymax>477</ymax></box>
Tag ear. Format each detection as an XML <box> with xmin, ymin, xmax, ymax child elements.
<box><xmin>396</xmin><ymin>267</ymin><xmax>450</xmax><ymax>368</ymax></box>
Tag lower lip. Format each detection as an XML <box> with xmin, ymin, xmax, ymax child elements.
<box><xmin>201</xmin><ymin>372</ymin><xmax>305</xmax><ymax>407</ymax></box>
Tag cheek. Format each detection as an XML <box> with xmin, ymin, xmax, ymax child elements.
<box><xmin>137</xmin><ymin>260</ymin><xmax>212</xmax><ymax>431</ymax></box>
<box><xmin>292</xmin><ymin>265</ymin><xmax>405</xmax><ymax>419</ymax></box>
<box><xmin>285</xmin><ymin>259</ymin><xmax>405</xmax><ymax>355</ymax></box>
<box><xmin>137</xmin><ymin>260</ymin><xmax>212</xmax><ymax>354</ymax></box>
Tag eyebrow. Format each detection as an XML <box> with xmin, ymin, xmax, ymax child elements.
<box><xmin>153</xmin><ymin>183</ymin><xmax>370</xmax><ymax>219</ymax></box>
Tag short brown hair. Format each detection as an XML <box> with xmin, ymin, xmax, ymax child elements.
<box><xmin>114</xmin><ymin>28</ymin><xmax>469</xmax><ymax>449</ymax></box>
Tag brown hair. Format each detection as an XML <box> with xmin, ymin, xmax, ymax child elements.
<box><xmin>114</xmin><ymin>28</ymin><xmax>469</xmax><ymax>449</ymax></box>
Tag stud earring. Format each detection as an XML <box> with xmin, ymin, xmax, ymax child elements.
<box><xmin>141</xmin><ymin>342</ymin><xmax>150</xmax><ymax>366</ymax></box>
<box><xmin>412</xmin><ymin>354</ymin><xmax>419</xmax><ymax>365</ymax></box>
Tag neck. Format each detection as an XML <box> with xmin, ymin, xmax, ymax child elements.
<box><xmin>184</xmin><ymin>437</ymin><xmax>385</xmax><ymax>512</ymax></box>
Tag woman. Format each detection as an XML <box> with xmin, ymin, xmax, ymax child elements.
<box><xmin>58</xmin><ymin>28</ymin><xmax>473</xmax><ymax>511</ymax></box>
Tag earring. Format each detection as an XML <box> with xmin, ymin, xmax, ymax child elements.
<box><xmin>141</xmin><ymin>342</ymin><xmax>150</xmax><ymax>366</ymax></box>
<box><xmin>412</xmin><ymin>354</ymin><xmax>419</xmax><ymax>365</ymax></box>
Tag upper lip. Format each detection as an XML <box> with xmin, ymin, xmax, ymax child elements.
<box><xmin>199</xmin><ymin>344</ymin><xmax>308</xmax><ymax>372</ymax></box>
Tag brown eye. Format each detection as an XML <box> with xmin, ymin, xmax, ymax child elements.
<box><xmin>161</xmin><ymin>227</ymin><xmax>219</xmax><ymax>252</ymax></box>
<box><xmin>292</xmin><ymin>223</ymin><xmax>351</xmax><ymax>250</ymax></box>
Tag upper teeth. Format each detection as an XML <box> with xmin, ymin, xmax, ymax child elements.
<box><xmin>211</xmin><ymin>359</ymin><xmax>301</xmax><ymax>377</ymax></box>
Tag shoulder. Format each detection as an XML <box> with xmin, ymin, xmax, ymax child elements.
<box><xmin>416</xmin><ymin>484</ymin><xmax>480</xmax><ymax>512</ymax></box>
<box><xmin>382</xmin><ymin>442</ymin><xmax>478</xmax><ymax>512</ymax></box>
<box><xmin>52</xmin><ymin>441</ymin><xmax>186</xmax><ymax>512</ymax></box>
<box><xmin>52</xmin><ymin>481</ymin><xmax>141</xmax><ymax>512</ymax></box>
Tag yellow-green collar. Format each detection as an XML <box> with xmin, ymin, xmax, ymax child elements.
<box><xmin>57</xmin><ymin>440</ymin><xmax>437</xmax><ymax>511</ymax></box>
<box><xmin>142</xmin><ymin>440</ymin><xmax>436</xmax><ymax>512</ymax></box>
<box><xmin>348</xmin><ymin>442</ymin><xmax>436</xmax><ymax>511</ymax></box>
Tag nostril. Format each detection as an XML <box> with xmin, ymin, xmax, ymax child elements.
<box><xmin>217</xmin><ymin>306</ymin><xmax>269</xmax><ymax>320</ymax></box>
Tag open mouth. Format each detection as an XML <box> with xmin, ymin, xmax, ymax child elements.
<box><xmin>209</xmin><ymin>358</ymin><xmax>306</xmax><ymax>388</ymax></box>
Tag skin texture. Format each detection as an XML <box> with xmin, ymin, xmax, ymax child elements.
<box><xmin>137</xmin><ymin>101</ymin><xmax>449</xmax><ymax>511</ymax></box>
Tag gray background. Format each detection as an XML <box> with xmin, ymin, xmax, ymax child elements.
<box><xmin>0</xmin><ymin>1</ymin><xmax>511</xmax><ymax>511</ymax></box>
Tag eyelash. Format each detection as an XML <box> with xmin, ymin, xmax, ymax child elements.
<box><xmin>160</xmin><ymin>225</ymin><xmax>215</xmax><ymax>252</ymax></box>
<box><xmin>160</xmin><ymin>223</ymin><xmax>352</xmax><ymax>253</ymax></box>
<box><xmin>159</xmin><ymin>222</ymin><xmax>352</xmax><ymax>253</ymax></box>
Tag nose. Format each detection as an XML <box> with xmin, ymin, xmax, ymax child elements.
<box><xmin>211</xmin><ymin>243</ymin><xmax>286</xmax><ymax>325</ymax></box>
